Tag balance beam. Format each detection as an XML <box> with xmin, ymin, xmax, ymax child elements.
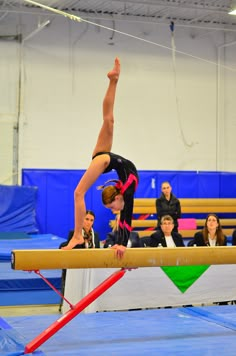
<box><xmin>11</xmin><ymin>247</ymin><xmax>236</xmax><ymax>270</ymax></box>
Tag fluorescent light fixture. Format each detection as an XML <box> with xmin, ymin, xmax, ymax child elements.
<box><xmin>229</xmin><ymin>0</ymin><xmax>236</xmax><ymax>14</ymax></box>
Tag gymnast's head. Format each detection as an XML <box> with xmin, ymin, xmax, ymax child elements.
<box><xmin>97</xmin><ymin>180</ymin><xmax>125</xmax><ymax>211</ymax></box>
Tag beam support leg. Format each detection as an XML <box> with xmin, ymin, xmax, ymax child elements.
<box><xmin>24</xmin><ymin>268</ymin><xmax>127</xmax><ymax>354</ymax></box>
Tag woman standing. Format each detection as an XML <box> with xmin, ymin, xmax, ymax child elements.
<box><xmin>156</xmin><ymin>181</ymin><xmax>181</xmax><ymax>232</ymax></box>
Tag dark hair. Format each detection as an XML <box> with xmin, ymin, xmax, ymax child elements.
<box><xmin>161</xmin><ymin>181</ymin><xmax>171</xmax><ymax>188</ymax></box>
<box><xmin>202</xmin><ymin>213</ymin><xmax>225</xmax><ymax>245</ymax></box>
<box><xmin>86</xmin><ymin>210</ymin><xmax>95</xmax><ymax>218</ymax></box>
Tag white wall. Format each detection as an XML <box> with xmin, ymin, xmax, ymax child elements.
<box><xmin>0</xmin><ymin>41</ymin><xmax>19</xmax><ymax>184</ymax></box>
<box><xmin>1</xmin><ymin>14</ymin><xmax>236</xmax><ymax>183</ymax></box>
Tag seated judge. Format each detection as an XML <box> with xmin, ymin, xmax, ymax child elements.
<box><xmin>192</xmin><ymin>213</ymin><xmax>227</xmax><ymax>246</ymax></box>
<box><xmin>149</xmin><ymin>215</ymin><xmax>185</xmax><ymax>247</ymax></box>
<box><xmin>59</xmin><ymin>210</ymin><xmax>100</xmax><ymax>249</ymax></box>
<box><xmin>104</xmin><ymin>213</ymin><xmax>140</xmax><ymax>248</ymax></box>
<box><xmin>58</xmin><ymin>210</ymin><xmax>100</xmax><ymax>312</ymax></box>
<box><xmin>232</xmin><ymin>229</ymin><xmax>236</xmax><ymax>246</ymax></box>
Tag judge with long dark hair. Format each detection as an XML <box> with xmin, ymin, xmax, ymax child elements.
<box><xmin>192</xmin><ymin>213</ymin><xmax>227</xmax><ymax>246</ymax></box>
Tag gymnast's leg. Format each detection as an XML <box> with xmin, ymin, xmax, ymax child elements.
<box><xmin>62</xmin><ymin>58</ymin><xmax>120</xmax><ymax>250</ymax></box>
<box><xmin>92</xmin><ymin>57</ymin><xmax>120</xmax><ymax>156</ymax></box>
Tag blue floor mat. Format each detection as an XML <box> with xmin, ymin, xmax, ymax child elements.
<box><xmin>0</xmin><ymin>232</ymin><xmax>31</xmax><ymax>240</ymax></box>
<box><xmin>0</xmin><ymin>234</ymin><xmax>66</xmax><ymax>261</ymax></box>
<box><xmin>2</xmin><ymin>305</ymin><xmax>236</xmax><ymax>355</ymax></box>
<box><xmin>0</xmin><ymin>234</ymin><xmax>65</xmax><ymax>306</ymax></box>
<box><xmin>0</xmin><ymin>262</ymin><xmax>61</xmax><ymax>291</ymax></box>
<box><xmin>0</xmin><ymin>261</ymin><xmax>61</xmax><ymax>306</ymax></box>
<box><xmin>0</xmin><ymin>317</ymin><xmax>45</xmax><ymax>356</ymax></box>
<box><xmin>0</xmin><ymin>262</ymin><xmax>62</xmax><ymax>306</ymax></box>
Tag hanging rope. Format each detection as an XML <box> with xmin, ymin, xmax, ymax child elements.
<box><xmin>23</xmin><ymin>0</ymin><xmax>236</xmax><ymax>73</ymax></box>
<box><xmin>170</xmin><ymin>21</ymin><xmax>194</xmax><ymax>148</ymax></box>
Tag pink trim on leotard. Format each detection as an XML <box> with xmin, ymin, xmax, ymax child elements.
<box><xmin>119</xmin><ymin>220</ymin><xmax>132</xmax><ymax>232</ymax></box>
<box><xmin>120</xmin><ymin>174</ymin><xmax>138</xmax><ymax>194</ymax></box>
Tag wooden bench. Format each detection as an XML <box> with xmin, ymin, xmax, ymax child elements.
<box><xmin>110</xmin><ymin>198</ymin><xmax>236</xmax><ymax>238</ymax></box>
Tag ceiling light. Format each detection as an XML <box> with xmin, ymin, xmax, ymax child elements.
<box><xmin>229</xmin><ymin>1</ymin><xmax>236</xmax><ymax>14</ymax></box>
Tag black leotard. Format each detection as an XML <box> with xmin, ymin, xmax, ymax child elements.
<box><xmin>93</xmin><ymin>152</ymin><xmax>139</xmax><ymax>246</ymax></box>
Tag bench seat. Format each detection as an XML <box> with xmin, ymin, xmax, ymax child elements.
<box><xmin>110</xmin><ymin>198</ymin><xmax>236</xmax><ymax>239</ymax></box>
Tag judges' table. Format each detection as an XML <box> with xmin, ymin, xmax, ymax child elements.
<box><xmin>63</xmin><ymin>265</ymin><xmax>236</xmax><ymax>313</ymax></box>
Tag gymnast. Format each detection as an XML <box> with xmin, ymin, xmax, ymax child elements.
<box><xmin>62</xmin><ymin>58</ymin><xmax>138</xmax><ymax>258</ymax></box>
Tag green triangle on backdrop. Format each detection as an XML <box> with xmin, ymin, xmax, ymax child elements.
<box><xmin>161</xmin><ymin>265</ymin><xmax>210</xmax><ymax>293</ymax></box>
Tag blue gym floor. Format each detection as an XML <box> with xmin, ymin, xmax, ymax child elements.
<box><xmin>1</xmin><ymin>305</ymin><xmax>236</xmax><ymax>355</ymax></box>
<box><xmin>1</xmin><ymin>234</ymin><xmax>236</xmax><ymax>355</ymax></box>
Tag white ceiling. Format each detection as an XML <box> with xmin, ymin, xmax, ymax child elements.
<box><xmin>1</xmin><ymin>0</ymin><xmax>236</xmax><ymax>32</ymax></box>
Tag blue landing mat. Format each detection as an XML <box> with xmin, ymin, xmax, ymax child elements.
<box><xmin>0</xmin><ymin>317</ymin><xmax>45</xmax><ymax>356</ymax></box>
<box><xmin>0</xmin><ymin>262</ymin><xmax>61</xmax><ymax>306</ymax></box>
<box><xmin>0</xmin><ymin>234</ymin><xmax>65</xmax><ymax>306</ymax></box>
<box><xmin>0</xmin><ymin>234</ymin><xmax>66</xmax><ymax>261</ymax></box>
<box><xmin>0</xmin><ymin>262</ymin><xmax>61</xmax><ymax>291</ymax></box>
<box><xmin>3</xmin><ymin>305</ymin><xmax>236</xmax><ymax>355</ymax></box>
<box><xmin>0</xmin><ymin>232</ymin><xmax>31</xmax><ymax>240</ymax></box>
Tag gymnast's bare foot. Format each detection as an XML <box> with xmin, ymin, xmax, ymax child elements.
<box><xmin>61</xmin><ymin>236</ymin><xmax>84</xmax><ymax>250</ymax></box>
<box><xmin>107</xmin><ymin>57</ymin><xmax>120</xmax><ymax>82</ymax></box>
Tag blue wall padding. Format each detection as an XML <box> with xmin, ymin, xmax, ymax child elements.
<box><xmin>197</xmin><ymin>173</ymin><xmax>220</xmax><ymax>198</ymax></box>
<box><xmin>136</xmin><ymin>171</ymin><xmax>157</xmax><ymax>198</ymax></box>
<box><xmin>220</xmin><ymin>173</ymin><xmax>236</xmax><ymax>197</ymax></box>
<box><xmin>0</xmin><ymin>185</ymin><xmax>38</xmax><ymax>234</ymax></box>
<box><xmin>22</xmin><ymin>169</ymin><xmax>236</xmax><ymax>240</ymax></box>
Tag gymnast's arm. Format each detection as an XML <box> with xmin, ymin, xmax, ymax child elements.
<box><xmin>116</xmin><ymin>189</ymin><xmax>134</xmax><ymax>246</ymax></box>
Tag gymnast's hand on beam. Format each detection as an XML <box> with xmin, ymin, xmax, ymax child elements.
<box><xmin>111</xmin><ymin>244</ymin><xmax>126</xmax><ymax>259</ymax></box>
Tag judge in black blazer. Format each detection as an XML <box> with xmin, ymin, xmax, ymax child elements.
<box><xmin>59</xmin><ymin>210</ymin><xmax>100</xmax><ymax>249</ymax></box>
<box><xmin>232</xmin><ymin>229</ymin><xmax>236</xmax><ymax>245</ymax></box>
<box><xmin>192</xmin><ymin>213</ymin><xmax>227</xmax><ymax>246</ymax></box>
<box><xmin>58</xmin><ymin>210</ymin><xmax>99</xmax><ymax>312</ymax></box>
<box><xmin>104</xmin><ymin>230</ymin><xmax>140</xmax><ymax>248</ymax></box>
<box><xmin>149</xmin><ymin>215</ymin><xmax>185</xmax><ymax>247</ymax></box>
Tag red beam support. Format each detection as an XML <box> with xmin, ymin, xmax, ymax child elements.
<box><xmin>24</xmin><ymin>268</ymin><xmax>127</xmax><ymax>354</ymax></box>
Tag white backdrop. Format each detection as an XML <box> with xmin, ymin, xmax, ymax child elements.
<box><xmin>63</xmin><ymin>265</ymin><xmax>236</xmax><ymax>314</ymax></box>
<box><xmin>0</xmin><ymin>15</ymin><xmax>236</xmax><ymax>183</ymax></box>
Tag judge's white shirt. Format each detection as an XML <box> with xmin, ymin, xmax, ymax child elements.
<box><xmin>165</xmin><ymin>235</ymin><xmax>176</xmax><ymax>247</ymax></box>
<box><xmin>208</xmin><ymin>237</ymin><xmax>216</xmax><ymax>246</ymax></box>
